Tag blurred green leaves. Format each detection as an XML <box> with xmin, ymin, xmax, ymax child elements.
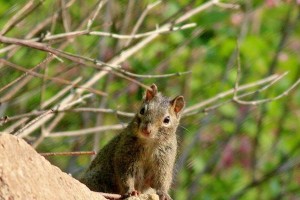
<box><xmin>1</xmin><ymin>0</ymin><xmax>300</xmax><ymax>199</ymax></box>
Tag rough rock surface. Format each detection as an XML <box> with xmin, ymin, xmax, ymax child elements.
<box><xmin>0</xmin><ymin>134</ymin><xmax>159</xmax><ymax>200</ymax></box>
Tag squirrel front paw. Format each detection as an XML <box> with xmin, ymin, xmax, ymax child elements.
<box><xmin>124</xmin><ymin>190</ymin><xmax>140</xmax><ymax>198</ymax></box>
<box><xmin>157</xmin><ymin>190</ymin><xmax>172</xmax><ymax>200</ymax></box>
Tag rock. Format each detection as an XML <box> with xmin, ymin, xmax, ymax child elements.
<box><xmin>0</xmin><ymin>133</ymin><xmax>105</xmax><ymax>200</ymax></box>
<box><xmin>126</xmin><ymin>193</ymin><xmax>159</xmax><ymax>200</ymax></box>
<box><xmin>0</xmin><ymin>133</ymin><xmax>160</xmax><ymax>200</ymax></box>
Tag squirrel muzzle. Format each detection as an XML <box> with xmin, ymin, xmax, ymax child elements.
<box><xmin>139</xmin><ymin>123</ymin><xmax>154</xmax><ymax>138</ymax></box>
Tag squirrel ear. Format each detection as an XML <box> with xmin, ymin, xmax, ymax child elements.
<box><xmin>170</xmin><ymin>96</ymin><xmax>185</xmax><ymax>115</ymax></box>
<box><xmin>145</xmin><ymin>84</ymin><xmax>158</xmax><ymax>101</ymax></box>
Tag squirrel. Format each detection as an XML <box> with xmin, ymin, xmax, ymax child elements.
<box><xmin>80</xmin><ymin>84</ymin><xmax>185</xmax><ymax>200</ymax></box>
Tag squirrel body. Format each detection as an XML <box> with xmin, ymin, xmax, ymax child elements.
<box><xmin>80</xmin><ymin>84</ymin><xmax>185</xmax><ymax>200</ymax></box>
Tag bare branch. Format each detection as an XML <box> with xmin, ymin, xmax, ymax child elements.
<box><xmin>0</xmin><ymin>0</ymin><xmax>76</xmax><ymax>55</ymax></box>
<box><xmin>41</xmin><ymin>77</ymin><xmax>82</xmax><ymax>109</ymax></box>
<box><xmin>233</xmin><ymin>77</ymin><xmax>300</xmax><ymax>105</ymax></box>
<box><xmin>2</xmin><ymin>118</ymin><xmax>29</xmax><ymax>134</ymax></box>
<box><xmin>117</xmin><ymin>69</ymin><xmax>192</xmax><ymax>78</ymax></box>
<box><xmin>87</xmin><ymin>0</ymin><xmax>108</xmax><ymax>30</ymax></box>
<box><xmin>2</xmin><ymin>107</ymin><xmax>134</xmax><ymax>124</ymax></box>
<box><xmin>233</xmin><ymin>40</ymin><xmax>242</xmax><ymax>98</ymax></box>
<box><xmin>203</xmin><ymin>72</ymin><xmax>290</xmax><ymax>113</ymax></box>
<box><xmin>1</xmin><ymin>0</ymin><xmax>44</xmax><ymax>35</ymax></box>
<box><xmin>0</xmin><ymin>35</ymin><xmax>108</xmax><ymax>67</ymax></box>
<box><xmin>0</xmin><ymin>56</ymin><xmax>53</xmax><ymax>101</ymax></box>
<box><xmin>0</xmin><ymin>23</ymin><xmax>196</xmax><ymax>46</ymax></box>
<box><xmin>89</xmin><ymin>23</ymin><xmax>196</xmax><ymax>39</ymax></box>
<box><xmin>60</xmin><ymin>0</ymin><xmax>71</xmax><ymax>33</ymax></box>
<box><xmin>14</xmin><ymin>109</ymin><xmax>54</xmax><ymax>137</ymax></box>
<box><xmin>175</xmin><ymin>0</ymin><xmax>216</xmax><ymax>24</ymax></box>
<box><xmin>47</xmin><ymin>124</ymin><xmax>126</xmax><ymax>138</ymax></box>
<box><xmin>39</xmin><ymin>151</ymin><xmax>96</xmax><ymax>157</ymax></box>
<box><xmin>3</xmin><ymin>0</ymin><xmax>223</xmax><ymax>139</ymax></box>
<box><xmin>65</xmin><ymin>108</ymin><xmax>134</xmax><ymax>117</ymax></box>
<box><xmin>0</xmin><ymin>59</ymin><xmax>106</xmax><ymax>98</ymax></box>
<box><xmin>232</xmin><ymin>43</ymin><xmax>300</xmax><ymax>105</ymax></box>
<box><xmin>0</xmin><ymin>70</ymin><xmax>28</xmax><ymax>93</ymax></box>
<box><xmin>183</xmin><ymin>73</ymin><xmax>280</xmax><ymax>115</ymax></box>
<box><xmin>214</xmin><ymin>1</ymin><xmax>240</xmax><ymax>9</ymax></box>
<box><xmin>124</xmin><ymin>0</ymin><xmax>162</xmax><ymax>46</ymax></box>
<box><xmin>14</xmin><ymin>93</ymin><xmax>94</xmax><ymax>138</ymax></box>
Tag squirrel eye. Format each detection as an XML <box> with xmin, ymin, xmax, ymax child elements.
<box><xmin>140</xmin><ymin>107</ymin><xmax>145</xmax><ymax>115</ymax></box>
<box><xmin>163</xmin><ymin>116</ymin><xmax>170</xmax><ymax>124</ymax></box>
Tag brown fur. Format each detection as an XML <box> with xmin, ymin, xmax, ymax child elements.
<box><xmin>80</xmin><ymin>84</ymin><xmax>185</xmax><ymax>200</ymax></box>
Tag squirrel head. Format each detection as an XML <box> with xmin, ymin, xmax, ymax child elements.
<box><xmin>133</xmin><ymin>84</ymin><xmax>185</xmax><ymax>141</ymax></box>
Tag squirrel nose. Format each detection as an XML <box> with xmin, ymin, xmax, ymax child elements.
<box><xmin>141</xmin><ymin>126</ymin><xmax>151</xmax><ymax>136</ymax></box>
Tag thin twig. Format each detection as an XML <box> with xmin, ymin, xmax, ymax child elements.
<box><xmin>0</xmin><ymin>71</ymin><xmax>28</xmax><ymax>93</ymax></box>
<box><xmin>124</xmin><ymin>0</ymin><xmax>162</xmax><ymax>46</ymax></box>
<box><xmin>7</xmin><ymin>0</ymin><xmax>218</xmax><ymax>138</ymax></box>
<box><xmin>1</xmin><ymin>23</ymin><xmax>196</xmax><ymax>45</ymax></box>
<box><xmin>183</xmin><ymin>74</ymin><xmax>280</xmax><ymax>115</ymax></box>
<box><xmin>66</xmin><ymin>108</ymin><xmax>134</xmax><ymax>117</ymax></box>
<box><xmin>175</xmin><ymin>0</ymin><xmax>216</xmax><ymax>24</ymax></box>
<box><xmin>0</xmin><ymin>35</ymin><xmax>110</xmax><ymax>67</ymax></box>
<box><xmin>203</xmin><ymin>72</ymin><xmax>290</xmax><ymax>113</ymax></box>
<box><xmin>0</xmin><ymin>56</ymin><xmax>54</xmax><ymax>101</ymax></box>
<box><xmin>0</xmin><ymin>33</ymin><xmax>193</xmax><ymax>87</ymax></box>
<box><xmin>13</xmin><ymin>93</ymin><xmax>94</xmax><ymax>138</ymax></box>
<box><xmin>108</xmin><ymin>70</ymin><xmax>152</xmax><ymax>90</ymax></box>
<box><xmin>74</xmin><ymin>0</ymin><xmax>218</xmax><ymax>94</ymax></box>
<box><xmin>55</xmin><ymin>93</ymin><xmax>95</xmax><ymax>110</ymax></box>
<box><xmin>232</xmin><ymin>42</ymin><xmax>300</xmax><ymax>105</ymax></box>
<box><xmin>14</xmin><ymin>109</ymin><xmax>54</xmax><ymax>137</ymax></box>
<box><xmin>118</xmin><ymin>68</ymin><xmax>192</xmax><ymax>78</ymax></box>
<box><xmin>60</xmin><ymin>0</ymin><xmax>71</xmax><ymax>33</ymax></box>
<box><xmin>3</xmin><ymin>118</ymin><xmax>29</xmax><ymax>134</ymax></box>
<box><xmin>214</xmin><ymin>2</ymin><xmax>240</xmax><ymax>9</ymax></box>
<box><xmin>233</xmin><ymin>78</ymin><xmax>300</xmax><ymax>105</ymax></box>
<box><xmin>2</xmin><ymin>107</ymin><xmax>134</xmax><ymax>123</ymax></box>
<box><xmin>0</xmin><ymin>59</ymin><xmax>106</xmax><ymax>97</ymax></box>
<box><xmin>47</xmin><ymin>124</ymin><xmax>126</xmax><ymax>138</ymax></box>
<box><xmin>252</xmin><ymin>71</ymin><xmax>289</xmax><ymax>93</ymax></box>
<box><xmin>41</xmin><ymin>77</ymin><xmax>82</xmax><ymax>108</ymax></box>
<box><xmin>87</xmin><ymin>0</ymin><xmax>107</xmax><ymax>30</ymax></box>
<box><xmin>233</xmin><ymin>40</ymin><xmax>242</xmax><ymax>98</ymax></box>
<box><xmin>116</xmin><ymin>0</ymin><xmax>135</xmax><ymax>50</ymax></box>
<box><xmin>39</xmin><ymin>53</ymin><xmax>49</xmax><ymax>144</ymax></box>
<box><xmin>1</xmin><ymin>0</ymin><xmax>44</xmax><ymax>35</ymax></box>
<box><xmin>59</xmin><ymin>23</ymin><xmax>197</xmax><ymax>40</ymax></box>
<box><xmin>0</xmin><ymin>0</ymin><xmax>75</xmax><ymax>55</ymax></box>
<box><xmin>39</xmin><ymin>151</ymin><xmax>96</xmax><ymax>157</ymax></box>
